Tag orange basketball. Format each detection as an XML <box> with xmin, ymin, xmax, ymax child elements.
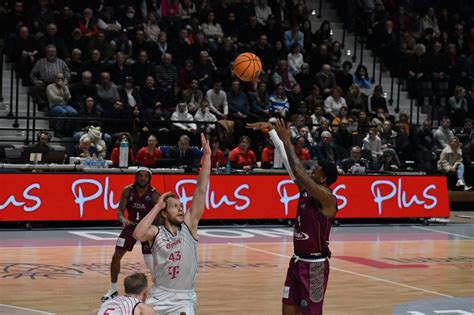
<box><xmin>233</xmin><ymin>53</ymin><xmax>262</xmax><ymax>82</ymax></box>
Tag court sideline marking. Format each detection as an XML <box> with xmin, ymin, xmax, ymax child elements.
<box><xmin>411</xmin><ymin>226</ymin><xmax>474</xmax><ymax>239</ymax></box>
<box><xmin>0</xmin><ymin>304</ymin><xmax>55</xmax><ymax>315</ymax></box>
<box><xmin>230</xmin><ymin>243</ymin><xmax>455</xmax><ymax>299</ymax></box>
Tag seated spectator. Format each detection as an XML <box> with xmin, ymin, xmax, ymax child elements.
<box><xmin>145</xmin><ymin>104</ymin><xmax>171</xmax><ymax>145</ymax></box>
<box><xmin>169</xmin><ymin>135</ymin><xmax>195</xmax><ymax>167</ymax></box>
<box><xmin>119</xmin><ymin>77</ymin><xmax>142</xmax><ymax>110</ymax></box>
<box><xmin>346</xmin><ymin>84</ymin><xmax>368</xmax><ymax>117</ymax></box>
<box><xmin>39</xmin><ymin>23</ymin><xmax>68</xmax><ymax>59</ymax></box>
<box><xmin>171</xmin><ymin>102</ymin><xmax>197</xmax><ymax>140</ymax></box>
<box><xmin>141</xmin><ymin>76</ymin><xmax>165</xmax><ymax>118</ymax></box>
<box><xmin>462</xmin><ymin>138</ymin><xmax>474</xmax><ymax>167</ymax></box>
<box><xmin>76</xmin><ymin>96</ymin><xmax>102</xmax><ymax>132</ymax></box>
<box><xmin>97</xmin><ymin>6</ymin><xmax>122</xmax><ymax>40</ymax></box>
<box><xmin>311</xmin><ymin>131</ymin><xmax>338</xmax><ymax>163</ymax></box>
<box><xmin>206</xmin><ymin>80</ymin><xmax>228</xmax><ymax>120</ymax></box>
<box><xmin>306</xmin><ymin>85</ymin><xmax>324</xmax><ymax>116</ymax></box>
<box><xmin>437</xmin><ymin>137</ymin><xmax>471</xmax><ymax>191</ymax></box>
<box><xmin>414</xmin><ymin>119</ymin><xmax>435</xmax><ymax>172</ymax></box>
<box><xmin>363</xmin><ymin>128</ymin><xmax>383</xmax><ymax>162</ymax></box>
<box><xmin>335</xmin><ymin>61</ymin><xmax>354</xmax><ymax>95</ymax></box>
<box><xmin>10</xmin><ymin>26</ymin><xmax>39</xmax><ymax>85</ymax></box>
<box><xmin>324</xmin><ymin>86</ymin><xmax>346</xmax><ymax>120</ymax></box>
<box><xmin>376</xmin><ymin>149</ymin><xmax>400</xmax><ymax>172</ymax></box>
<box><xmin>209</xmin><ymin>137</ymin><xmax>226</xmax><ymax>168</ymax></box>
<box><xmin>135</xmin><ymin>134</ymin><xmax>163</xmax><ymax>167</ymax></box>
<box><xmin>434</xmin><ymin>116</ymin><xmax>455</xmax><ymax>153</ymax></box>
<box><xmin>249</xmin><ymin>82</ymin><xmax>271</xmax><ymax>120</ymax></box>
<box><xmin>82</xmin><ymin>49</ymin><xmax>108</xmax><ymax>84</ymax></box>
<box><xmin>178</xmin><ymin>59</ymin><xmax>198</xmax><ymax>90</ymax></box>
<box><xmin>154</xmin><ymin>53</ymin><xmax>178</xmax><ymax>91</ymax></box>
<box><xmin>67</xmin><ymin>134</ymin><xmax>98</xmax><ymax>159</ymax></box>
<box><xmin>67</xmin><ymin>49</ymin><xmax>83</xmax><ymax>84</ymax></box>
<box><xmin>132</xmin><ymin>51</ymin><xmax>154</xmax><ymax>89</ymax></box>
<box><xmin>287</xmin><ymin>44</ymin><xmax>304</xmax><ymax>76</ymax></box>
<box><xmin>293</xmin><ymin>136</ymin><xmax>311</xmax><ymax>161</ymax></box>
<box><xmin>269</xmin><ymin>84</ymin><xmax>290</xmax><ymax>118</ymax></box>
<box><xmin>110</xmin><ymin>29</ymin><xmax>133</xmax><ymax>59</ymax></box>
<box><xmin>96</xmin><ymin>72</ymin><xmax>121</xmax><ymax>112</ymax></box>
<box><xmin>330</xmin><ymin>41</ymin><xmax>342</xmax><ymax>70</ymax></box>
<box><xmin>30</xmin><ymin>131</ymin><xmax>52</xmax><ymax>154</ymax></box>
<box><xmin>103</xmin><ymin>100</ymin><xmax>132</xmax><ymax>135</ymax></box>
<box><xmin>30</xmin><ymin>45</ymin><xmax>70</xmax><ymax>110</ymax></box>
<box><xmin>352</xmin><ymin>64</ymin><xmax>372</xmax><ymax>91</ymax></box>
<box><xmin>331</xmin><ymin>106</ymin><xmax>352</xmax><ymax>128</ymax></box>
<box><xmin>447</xmin><ymin>86</ymin><xmax>469</xmax><ymax>127</ymax></box>
<box><xmin>370</xmin><ymin>85</ymin><xmax>388</xmax><ymax>114</ymax></box>
<box><xmin>340</xmin><ymin>146</ymin><xmax>370</xmax><ymax>173</ymax></box>
<box><xmin>379</xmin><ymin>120</ymin><xmax>402</xmax><ymax>164</ymax></box>
<box><xmin>283</xmin><ymin>24</ymin><xmax>304</xmax><ymax>51</ymax></box>
<box><xmin>272</xmin><ymin>60</ymin><xmax>297</xmax><ymax>92</ymax></box>
<box><xmin>288</xmin><ymin>84</ymin><xmax>305</xmax><ymax>115</ymax></box>
<box><xmin>227</xmin><ymin>80</ymin><xmax>258</xmax><ymax>138</ymax></box>
<box><xmin>456</xmin><ymin>118</ymin><xmax>473</xmax><ymax>146</ymax></box>
<box><xmin>110</xmin><ymin>133</ymin><xmax>135</xmax><ymax>167</ymax></box>
<box><xmin>333</xmin><ymin>118</ymin><xmax>353</xmax><ymax>159</ymax></box>
<box><xmin>371</xmin><ymin>107</ymin><xmax>394</xmax><ymax>128</ymax></box>
<box><xmin>295</xmin><ymin>63</ymin><xmax>313</xmax><ymax>96</ymax></box>
<box><xmin>201</xmin><ymin>11</ymin><xmax>224</xmax><ymax>52</ymax></box>
<box><xmin>195</xmin><ymin>50</ymin><xmax>217</xmax><ymax>92</ymax></box>
<box><xmin>228</xmin><ymin>136</ymin><xmax>257</xmax><ymax>171</ymax></box>
<box><xmin>313</xmin><ymin>20</ymin><xmax>332</xmax><ymax>46</ymax></box>
<box><xmin>46</xmin><ymin>72</ymin><xmax>77</xmax><ymax>137</ymax></box>
<box><xmin>194</xmin><ymin>100</ymin><xmax>217</xmax><ymax>137</ymax></box>
<box><xmin>315</xmin><ymin>64</ymin><xmax>336</xmax><ymax>97</ymax></box>
<box><xmin>355</xmin><ymin>111</ymin><xmax>371</xmax><ymax>136</ymax></box>
<box><xmin>109</xmin><ymin>52</ymin><xmax>132</xmax><ymax>86</ymax></box>
<box><xmin>183</xmin><ymin>79</ymin><xmax>204</xmax><ymax>114</ymax></box>
<box><xmin>86</xmin><ymin>31</ymin><xmax>114</xmax><ymax>63</ymax></box>
<box><xmin>260</xmin><ymin>139</ymin><xmax>275</xmax><ymax>169</ymax></box>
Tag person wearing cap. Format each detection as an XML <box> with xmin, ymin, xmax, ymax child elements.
<box><xmin>247</xmin><ymin>119</ymin><xmax>338</xmax><ymax>315</ymax></box>
<box><xmin>102</xmin><ymin>166</ymin><xmax>161</xmax><ymax>302</ymax></box>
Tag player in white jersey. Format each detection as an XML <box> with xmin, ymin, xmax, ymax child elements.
<box><xmin>94</xmin><ymin>273</ymin><xmax>155</xmax><ymax>315</ymax></box>
<box><xmin>134</xmin><ymin>133</ymin><xmax>211</xmax><ymax>315</ymax></box>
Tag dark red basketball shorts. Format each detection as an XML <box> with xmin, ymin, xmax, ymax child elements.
<box><xmin>115</xmin><ymin>224</ymin><xmax>152</xmax><ymax>254</ymax></box>
<box><xmin>282</xmin><ymin>257</ymin><xmax>330</xmax><ymax>315</ymax></box>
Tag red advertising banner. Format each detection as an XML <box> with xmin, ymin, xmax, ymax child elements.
<box><xmin>0</xmin><ymin>174</ymin><xmax>449</xmax><ymax>221</ymax></box>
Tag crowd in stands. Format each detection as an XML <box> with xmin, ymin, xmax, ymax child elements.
<box><xmin>0</xmin><ymin>0</ymin><xmax>472</xmax><ymax>188</ymax></box>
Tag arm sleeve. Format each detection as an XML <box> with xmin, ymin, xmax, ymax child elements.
<box><xmin>269</xmin><ymin>129</ymin><xmax>296</xmax><ymax>181</ymax></box>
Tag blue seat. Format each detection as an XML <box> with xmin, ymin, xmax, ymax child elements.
<box><xmin>192</xmin><ymin>146</ymin><xmax>202</xmax><ymax>158</ymax></box>
<box><xmin>159</xmin><ymin>145</ymin><xmax>170</xmax><ymax>158</ymax></box>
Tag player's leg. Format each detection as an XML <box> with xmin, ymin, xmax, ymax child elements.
<box><xmin>295</xmin><ymin>260</ymin><xmax>330</xmax><ymax>315</ymax></box>
<box><xmin>282</xmin><ymin>258</ymin><xmax>301</xmax><ymax>315</ymax></box>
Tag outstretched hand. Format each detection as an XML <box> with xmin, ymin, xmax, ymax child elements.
<box><xmin>246</xmin><ymin>122</ymin><xmax>273</xmax><ymax>131</ymax></box>
<box><xmin>201</xmin><ymin>133</ymin><xmax>211</xmax><ymax>155</ymax></box>
<box><xmin>275</xmin><ymin>119</ymin><xmax>291</xmax><ymax>144</ymax></box>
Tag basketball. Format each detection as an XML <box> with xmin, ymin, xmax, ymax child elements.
<box><xmin>233</xmin><ymin>52</ymin><xmax>262</xmax><ymax>82</ymax></box>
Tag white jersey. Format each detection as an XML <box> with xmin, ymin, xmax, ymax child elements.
<box><xmin>97</xmin><ymin>296</ymin><xmax>141</xmax><ymax>315</ymax></box>
<box><xmin>151</xmin><ymin>223</ymin><xmax>198</xmax><ymax>292</ymax></box>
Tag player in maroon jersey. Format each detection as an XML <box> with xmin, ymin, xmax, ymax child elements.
<box><xmin>247</xmin><ymin>120</ymin><xmax>338</xmax><ymax>315</ymax></box>
<box><xmin>101</xmin><ymin>167</ymin><xmax>161</xmax><ymax>302</ymax></box>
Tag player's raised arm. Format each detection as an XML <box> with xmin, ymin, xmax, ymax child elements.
<box><xmin>185</xmin><ymin>133</ymin><xmax>211</xmax><ymax>236</ymax></box>
<box><xmin>274</xmin><ymin>119</ymin><xmax>337</xmax><ymax>217</ymax></box>
<box><xmin>133</xmin><ymin>192</ymin><xmax>172</xmax><ymax>242</ymax></box>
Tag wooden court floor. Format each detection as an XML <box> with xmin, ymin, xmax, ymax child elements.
<box><xmin>0</xmin><ymin>225</ymin><xmax>473</xmax><ymax>315</ymax></box>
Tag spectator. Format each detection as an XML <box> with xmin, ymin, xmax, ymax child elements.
<box><xmin>407</xmin><ymin>43</ymin><xmax>430</xmax><ymax>107</ymax></box>
<box><xmin>462</xmin><ymin>138</ymin><xmax>474</xmax><ymax>168</ymax></box>
<box><xmin>87</xmin><ymin>31</ymin><xmax>114</xmax><ymax>62</ymax></box>
<box><xmin>310</xmin><ymin>105</ymin><xmax>329</xmax><ymax>134</ymax></box>
<box><xmin>110</xmin><ymin>29</ymin><xmax>133</xmax><ymax>59</ymax></box>
<box><xmin>143</xmin><ymin>12</ymin><xmax>160</xmax><ymax>43</ymax></box>
<box><xmin>169</xmin><ymin>135</ymin><xmax>195</xmax><ymax>167</ymax></box>
<box><xmin>10</xmin><ymin>26</ymin><xmax>39</xmax><ymax>85</ymax></box>
<box><xmin>228</xmin><ymin>136</ymin><xmax>257</xmax><ymax>170</ymax></box>
<box><xmin>447</xmin><ymin>86</ymin><xmax>469</xmax><ymax>127</ymax></box>
<box><xmin>67</xmin><ymin>134</ymin><xmax>97</xmax><ymax>159</ymax></box>
<box><xmin>377</xmin><ymin>149</ymin><xmax>400</xmax><ymax>172</ymax></box>
<box><xmin>355</xmin><ymin>111</ymin><xmax>371</xmax><ymax>136</ymax></box>
<box><xmin>352</xmin><ymin>64</ymin><xmax>372</xmax><ymax>90</ymax></box>
<box><xmin>315</xmin><ymin>64</ymin><xmax>337</xmax><ymax>97</ymax></box>
<box><xmin>346</xmin><ymin>84</ymin><xmax>368</xmax><ymax>117</ymax></box>
<box><xmin>288</xmin><ymin>84</ymin><xmax>305</xmax><ymax>115</ymax></box>
<box><xmin>46</xmin><ymin>72</ymin><xmax>77</xmax><ymax>137</ymax></box>
<box><xmin>39</xmin><ymin>23</ymin><xmax>68</xmax><ymax>59</ymax></box>
<box><xmin>295</xmin><ymin>63</ymin><xmax>313</xmax><ymax>96</ymax></box>
<box><xmin>238</xmin><ymin>15</ymin><xmax>264</xmax><ymax>50</ymax></box>
<box><xmin>135</xmin><ymin>134</ymin><xmax>163</xmax><ymax>167</ymax></box>
<box><xmin>30</xmin><ymin>45</ymin><xmax>70</xmax><ymax>110</ymax></box>
<box><xmin>419</xmin><ymin>8</ymin><xmax>440</xmax><ymax>37</ymax></box>
<box><xmin>333</xmin><ymin>118</ymin><xmax>353</xmax><ymax>159</ymax></box>
<box><xmin>70</xmin><ymin>71</ymin><xmax>98</xmax><ymax>111</ymax></box>
<box><xmin>178</xmin><ymin>0</ymin><xmax>197</xmax><ymax>22</ymax></box>
<box><xmin>26</xmin><ymin>0</ymin><xmax>55</xmax><ymax>36</ymax></box>
<box><xmin>146</xmin><ymin>105</ymin><xmax>171</xmax><ymax>145</ymax></box>
<box><xmin>110</xmin><ymin>133</ymin><xmax>135</xmax><ymax>167</ymax></box>
<box><xmin>335</xmin><ymin>61</ymin><xmax>354</xmax><ymax>95</ymax></box>
<box><xmin>300</xmin><ymin>19</ymin><xmax>315</xmax><ymax>53</ymax></box>
<box><xmin>195</xmin><ymin>50</ymin><xmax>217</xmax><ymax>92</ymax></box>
<box><xmin>314</xmin><ymin>20</ymin><xmax>332</xmax><ymax>46</ymax></box>
<box><xmin>82</xmin><ymin>49</ymin><xmax>108</xmax><ymax>84</ymax></box>
<box><xmin>67</xmin><ymin>49</ymin><xmax>83</xmax><ymax>84</ymax></box>
<box><xmin>201</xmin><ymin>11</ymin><xmax>224</xmax><ymax>52</ymax></box>
<box><xmin>363</xmin><ymin>127</ymin><xmax>383</xmax><ymax>162</ymax></box>
<box><xmin>170</xmin><ymin>28</ymin><xmax>193</xmax><ymax>67</ymax></box>
<box><xmin>255</xmin><ymin>0</ymin><xmax>272</xmax><ymax>26</ymax></box>
<box><xmin>269</xmin><ymin>84</ymin><xmax>290</xmax><ymax>118</ymax></box>
<box><xmin>78</xmin><ymin>8</ymin><xmax>98</xmax><ymax>39</ymax></box>
<box><xmin>324</xmin><ymin>86</ymin><xmax>346</xmax><ymax>120</ymax></box>
<box><xmin>206</xmin><ymin>81</ymin><xmax>228</xmax><ymax>119</ymax></box>
<box><xmin>109</xmin><ymin>52</ymin><xmax>132</xmax><ymax>86</ymax></box>
<box><xmin>438</xmin><ymin>137</ymin><xmax>471</xmax><ymax>190</ymax></box>
<box><xmin>284</xmin><ymin>24</ymin><xmax>304</xmax><ymax>52</ymax></box>
<box><xmin>434</xmin><ymin>116</ymin><xmax>455</xmax><ymax>153</ymax></box>
<box><xmin>293</xmin><ymin>136</ymin><xmax>311</xmax><ymax>160</ymax></box>
<box><xmin>312</xmin><ymin>131</ymin><xmax>338</xmax><ymax>163</ymax></box>
<box><xmin>97</xmin><ymin>6</ymin><xmax>122</xmax><ymax>40</ymax></box>
<box><xmin>287</xmin><ymin>44</ymin><xmax>304</xmax><ymax>76</ymax></box>
<box><xmin>305</xmin><ymin>85</ymin><xmax>324</xmax><ymax>114</ymax></box>
<box><xmin>171</xmin><ymin>102</ymin><xmax>197</xmax><ymax>138</ymax></box>
<box><xmin>379</xmin><ymin>120</ymin><xmax>401</xmax><ymax>163</ymax></box>
<box><xmin>140</xmin><ymin>76</ymin><xmax>164</xmax><ymax>117</ymax></box>
<box><xmin>330</xmin><ymin>41</ymin><xmax>342</xmax><ymax>70</ymax></box>
<box><xmin>178</xmin><ymin>59</ymin><xmax>198</xmax><ymax>90</ymax></box>
<box><xmin>76</xmin><ymin>96</ymin><xmax>102</xmax><ymax>132</ymax></box>
<box><xmin>413</xmin><ymin>119</ymin><xmax>435</xmax><ymax>172</ymax></box>
<box><xmin>456</xmin><ymin>118</ymin><xmax>473</xmax><ymax>145</ymax></box>
<box><xmin>120</xmin><ymin>6</ymin><xmax>141</xmax><ymax>34</ymax></box>
<box><xmin>103</xmin><ymin>100</ymin><xmax>132</xmax><ymax>135</ymax></box>
<box><xmin>119</xmin><ymin>77</ymin><xmax>142</xmax><ymax>110</ymax></box>
<box><xmin>194</xmin><ymin>100</ymin><xmax>217</xmax><ymax>137</ymax></box>
<box><xmin>370</xmin><ymin>85</ymin><xmax>388</xmax><ymax>114</ymax></box>
<box><xmin>183</xmin><ymin>79</ymin><xmax>204</xmax><ymax>114</ymax></box>
<box><xmin>249</xmin><ymin>82</ymin><xmax>271</xmax><ymax>120</ymax></box>
<box><xmin>31</xmin><ymin>131</ymin><xmax>52</xmax><ymax>153</ymax></box>
<box><xmin>96</xmin><ymin>72</ymin><xmax>121</xmax><ymax>112</ymax></box>
<box><xmin>132</xmin><ymin>51</ymin><xmax>154</xmax><ymax>89</ymax></box>
<box><xmin>272</xmin><ymin>60</ymin><xmax>297</xmax><ymax>92</ymax></box>
<box><xmin>209</xmin><ymin>137</ymin><xmax>226</xmax><ymax>168</ymax></box>
<box><xmin>340</xmin><ymin>146</ymin><xmax>370</xmax><ymax>173</ymax></box>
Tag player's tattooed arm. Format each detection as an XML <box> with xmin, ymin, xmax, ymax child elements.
<box><xmin>118</xmin><ymin>186</ymin><xmax>133</xmax><ymax>225</ymax></box>
<box><xmin>275</xmin><ymin>119</ymin><xmax>337</xmax><ymax>217</ymax></box>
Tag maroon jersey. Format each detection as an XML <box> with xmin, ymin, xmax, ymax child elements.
<box><xmin>293</xmin><ymin>190</ymin><xmax>334</xmax><ymax>258</ymax></box>
<box><xmin>126</xmin><ymin>185</ymin><xmax>156</xmax><ymax>223</ymax></box>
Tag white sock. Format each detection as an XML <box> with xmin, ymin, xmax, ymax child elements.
<box><xmin>110</xmin><ymin>282</ymin><xmax>118</xmax><ymax>293</ymax></box>
<box><xmin>143</xmin><ymin>254</ymin><xmax>154</xmax><ymax>275</ymax></box>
